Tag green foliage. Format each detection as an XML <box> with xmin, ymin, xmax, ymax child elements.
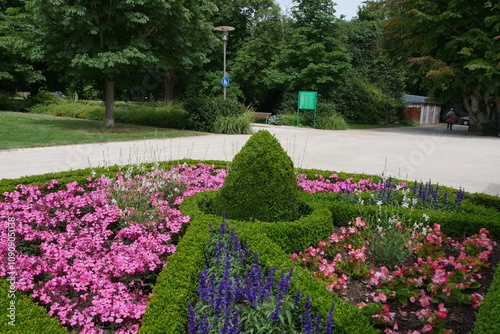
<box><xmin>0</xmin><ymin>94</ymin><xmax>33</xmax><ymax>112</ymax></box>
<box><xmin>377</xmin><ymin>0</ymin><xmax>500</xmax><ymax>130</ymax></box>
<box><xmin>139</xmin><ymin>192</ymin><xmax>213</xmax><ymax>334</ymax></box>
<box><xmin>212</xmin><ymin>113</ymin><xmax>253</xmax><ymax>134</ymax></box>
<box><xmin>0</xmin><ymin>278</ymin><xmax>68</xmax><ymax>334</ymax></box>
<box><xmin>185</xmin><ymin>96</ymin><xmax>249</xmax><ymax>133</ymax></box>
<box><xmin>28</xmin><ymin>100</ymin><xmax>190</xmax><ymax>129</ymax></box>
<box><xmin>27</xmin><ymin>0</ymin><xmax>217</xmax><ymax>126</ymax></box>
<box><xmin>467</xmin><ymin>193</ymin><xmax>500</xmax><ymax>211</ymax></box>
<box><xmin>0</xmin><ymin>1</ymin><xmax>44</xmax><ymax>94</ymax></box>
<box><xmin>115</xmin><ymin>102</ymin><xmax>189</xmax><ymax>129</ymax></box>
<box><xmin>214</xmin><ymin>130</ymin><xmax>300</xmax><ymax>222</ymax></box>
<box><xmin>471</xmin><ymin>262</ymin><xmax>500</xmax><ymax>334</ymax></box>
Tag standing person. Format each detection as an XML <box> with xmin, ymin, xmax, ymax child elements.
<box><xmin>446</xmin><ymin>108</ymin><xmax>456</xmax><ymax>130</ymax></box>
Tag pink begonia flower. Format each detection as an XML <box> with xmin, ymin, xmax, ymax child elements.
<box><xmin>372</xmin><ymin>291</ymin><xmax>388</xmax><ymax>303</ymax></box>
<box><xmin>436</xmin><ymin>303</ymin><xmax>448</xmax><ymax>319</ymax></box>
<box><xmin>431</xmin><ymin>269</ymin><xmax>448</xmax><ymax>285</ymax></box>
<box><xmin>421</xmin><ymin>324</ymin><xmax>433</xmax><ymax>333</ymax></box>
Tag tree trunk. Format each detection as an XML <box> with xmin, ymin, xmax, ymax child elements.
<box><xmin>163</xmin><ymin>69</ymin><xmax>179</xmax><ymax>103</ymax></box>
<box><xmin>104</xmin><ymin>75</ymin><xmax>115</xmax><ymax>128</ymax></box>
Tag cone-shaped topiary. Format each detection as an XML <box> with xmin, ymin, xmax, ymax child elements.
<box><xmin>214</xmin><ymin>130</ymin><xmax>300</xmax><ymax>222</ymax></box>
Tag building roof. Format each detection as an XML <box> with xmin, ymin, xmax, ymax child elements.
<box><xmin>403</xmin><ymin>94</ymin><xmax>439</xmax><ymax>105</ymax></box>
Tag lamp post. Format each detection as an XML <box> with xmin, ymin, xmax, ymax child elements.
<box><xmin>214</xmin><ymin>26</ymin><xmax>235</xmax><ymax>100</ymax></box>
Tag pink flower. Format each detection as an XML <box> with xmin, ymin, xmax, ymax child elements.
<box><xmin>372</xmin><ymin>291</ymin><xmax>388</xmax><ymax>303</ymax></box>
<box><xmin>431</xmin><ymin>269</ymin><xmax>448</xmax><ymax>285</ymax></box>
<box><xmin>421</xmin><ymin>324</ymin><xmax>433</xmax><ymax>332</ymax></box>
<box><xmin>436</xmin><ymin>303</ymin><xmax>448</xmax><ymax>319</ymax></box>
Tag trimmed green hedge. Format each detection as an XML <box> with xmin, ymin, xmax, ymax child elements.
<box><xmin>471</xmin><ymin>262</ymin><xmax>500</xmax><ymax>334</ymax></box>
<box><xmin>139</xmin><ymin>192</ymin><xmax>213</xmax><ymax>333</ymax></box>
<box><xmin>214</xmin><ymin>130</ymin><xmax>301</xmax><ymax>222</ymax></box>
<box><xmin>139</xmin><ymin>190</ymin><xmax>378</xmax><ymax>334</ymax></box>
<box><xmin>1</xmin><ymin>161</ymin><xmax>499</xmax><ymax>333</ymax></box>
<box><xmin>328</xmin><ymin>198</ymin><xmax>500</xmax><ymax>239</ymax></box>
<box><xmin>0</xmin><ymin>278</ymin><xmax>68</xmax><ymax>333</ymax></box>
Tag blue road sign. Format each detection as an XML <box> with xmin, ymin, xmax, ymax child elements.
<box><xmin>222</xmin><ymin>77</ymin><xmax>230</xmax><ymax>87</ymax></box>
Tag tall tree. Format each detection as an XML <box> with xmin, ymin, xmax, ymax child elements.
<box><xmin>231</xmin><ymin>4</ymin><xmax>285</xmax><ymax>110</ymax></box>
<box><xmin>374</xmin><ymin>0</ymin><xmax>500</xmax><ymax>131</ymax></box>
<box><xmin>0</xmin><ymin>0</ymin><xmax>44</xmax><ymax>94</ymax></box>
<box><xmin>266</xmin><ymin>0</ymin><xmax>351</xmax><ymax>99</ymax></box>
<box><xmin>27</xmin><ymin>0</ymin><xmax>215</xmax><ymax>127</ymax></box>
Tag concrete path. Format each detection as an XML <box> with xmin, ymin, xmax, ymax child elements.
<box><xmin>1</xmin><ymin>123</ymin><xmax>499</xmax><ymax>196</ymax></box>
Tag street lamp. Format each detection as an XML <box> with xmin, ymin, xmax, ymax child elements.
<box><xmin>214</xmin><ymin>26</ymin><xmax>235</xmax><ymax>100</ymax></box>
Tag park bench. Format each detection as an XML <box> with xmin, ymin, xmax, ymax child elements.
<box><xmin>251</xmin><ymin>112</ymin><xmax>272</xmax><ymax>123</ymax></box>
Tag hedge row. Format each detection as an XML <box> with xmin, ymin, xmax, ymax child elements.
<box><xmin>1</xmin><ymin>162</ymin><xmax>499</xmax><ymax>333</ymax></box>
<box><xmin>138</xmin><ymin>190</ymin><xmax>377</xmax><ymax>334</ymax></box>
<box><xmin>0</xmin><ymin>278</ymin><xmax>67</xmax><ymax>333</ymax></box>
<box><xmin>327</xmin><ymin>195</ymin><xmax>500</xmax><ymax>239</ymax></box>
<box><xmin>471</xmin><ymin>261</ymin><xmax>500</xmax><ymax>334</ymax></box>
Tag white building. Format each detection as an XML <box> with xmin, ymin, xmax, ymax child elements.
<box><xmin>403</xmin><ymin>94</ymin><xmax>441</xmax><ymax>125</ymax></box>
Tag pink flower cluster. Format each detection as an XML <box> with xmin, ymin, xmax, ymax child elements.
<box><xmin>0</xmin><ymin>163</ymin><xmax>226</xmax><ymax>333</ymax></box>
<box><xmin>296</xmin><ymin>174</ymin><xmax>386</xmax><ymax>193</ymax></box>
<box><xmin>291</xmin><ymin>217</ymin><xmax>371</xmax><ymax>292</ymax></box>
<box><xmin>291</xmin><ymin>220</ymin><xmax>496</xmax><ymax>334</ymax></box>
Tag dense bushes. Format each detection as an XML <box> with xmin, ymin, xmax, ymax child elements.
<box><xmin>214</xmin><ymin>130</ymin><xmax>300</xmax><ymax>222</ymax></box>
<box><xmin>0</xmin><ymin>278</ymin><xmax>67</xmax><ymax>334</ymax></box>
<box><xmin>276</xmin><ymin>96</ymin><xmax>348</xmax><ymax>130</ymax></box>
<box><xmin>184</xmin><ymin>95</ymin><xmax>252</xmax><ymax>133</ymax></box>
<box><xmin>471</xmin><ymin>262</ymin><xmax>500</xmax><ymax>334</ymax></box>
<box><xmin>29</xmin><ymin>99</ymin><xmax>190</xmax><ymax>129</ymax></box>
<box><xmin>27</xmin><ymin>95</ymin><xmax>253</xmax><ymax>133</ymax></box>
<box><xmin>0</xmin><ymin>94</ymin><xmax>34</xmax><ymax>112</ymax></box>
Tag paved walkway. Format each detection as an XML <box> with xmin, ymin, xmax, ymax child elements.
<box><xmin>1</xmin><ymin>123</ymin><xmax>499</xmax><ymax>196</ymax></box>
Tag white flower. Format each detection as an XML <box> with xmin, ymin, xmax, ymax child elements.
<box><xmin>422</xmin><ymin>214</ymin><xmax>430</xmax><ymax>222</ymax></box>
<box><xmin>376</xmin><ymin>200</ymin><xmax>383</xmax><ymax>206</ymax></box>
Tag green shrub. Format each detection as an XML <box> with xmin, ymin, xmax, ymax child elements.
<box><xmin>185</xmin><ymin>96</ymin><xmax>248</xmax><ymax>132</ymax></box>
<box><xmin>29</xmin><ymin>100</ymin><xmax>104</xmax><ymax>119</ymax></box>
<box><xmin>212</xmin><ymin>113</ymin><xmax>252</xmax><ymax>134</ymax></box>
<box><xmin>0</xmin><ymin>94</ymin><xmax>34</xmax><ymax>112</ymax></box>
<box><xmin>214</xmin><ymin>130</ymin><xmax>300</xmax><ymax>222</ymax></box>
<box><xmin>316</xmin><ymin>112</ymin><xmax>348</xmax><ymax>130</ymax></box>
<box><xmin>32</xmin><ymin>91</ymin><xmax>63</xmax><ymax>105</ymax></box>
<box><xmin>471</xmin><ymin>262</ymin><xmax>500</xmax><ymax>334</ymax></box>
<box><xmin>0</xmin><ymin>278</ymin><xmax>68</xmax><ymax>334</ymax></box>
<box><xmin>274</xmin><ymin>113</ymin><xmax>297</xmax><ymax>126</ymax></box>
<box><xmin>115</xmin><ymin>102</ymin><xmax>189</xmax><ymax>129</ymax></box>
<box><xmin>467</xmin><ymin>193</ymin><xmax>500</xmax><ymax>211</ymax></box>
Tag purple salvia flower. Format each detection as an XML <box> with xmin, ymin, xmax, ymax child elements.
<box><xmin>326</xmin><ymin>302</ymin><xmax>335</xmax><ymax>334</ymax></box>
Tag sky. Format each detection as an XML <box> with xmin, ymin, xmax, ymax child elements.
<box><xmin>275</xmin><ymin>0</ymin><xmax>366</xmax><ymax>20</ymax></box>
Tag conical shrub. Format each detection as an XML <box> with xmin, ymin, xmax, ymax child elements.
<box><xmin>214</xmin><ymin>130</ymin><xmax>300</xmax><ymax>222</ymax></box>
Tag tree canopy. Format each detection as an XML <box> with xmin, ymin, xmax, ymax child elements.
<box><xmin>27</xmin><ymin>0</ymin><xmax>216</xmax><ymax>127</ymax></box>
<box><xmin>373</xmin><ymin>0</ymin><xmax>500</xmax><ymax>130</ymax></box>
<box><xmin>3</xmin><ymin>0</ymin><xmax>497</xmax><ymax>133</ymax></box>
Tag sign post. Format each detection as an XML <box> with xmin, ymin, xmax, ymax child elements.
<box><xmin>297</xmin><ymin>91</ymin><xmax>318</xmax><ymax>127</ymax></box>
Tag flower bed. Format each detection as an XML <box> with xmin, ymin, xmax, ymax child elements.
<box><xmin>0</xmin><ymin>164</ymin><xmax>226</xmax><ymax>333</ymax></box>
<box><xmin>1</xmin><ymin>163</ymin><xmax>499</xmax><ymax>333</ymax></box>
<box><xmin>291</xmin><ymin>217</ymin><xmax>498</xmax><ymax>333</ymax></box>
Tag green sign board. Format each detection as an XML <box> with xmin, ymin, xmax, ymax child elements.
<box><xmin>298</xmin><ymin>91</ymin><xmax>317</xmax><ymax>110</ymax></box>
<box><xmin>297</xmin><ymin>91</ymin><xmax>317</xmax><ymax>127</ymax></box>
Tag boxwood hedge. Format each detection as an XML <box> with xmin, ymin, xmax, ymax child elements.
<box><xmin>0</xmin><ymin>161</ymin><xmax>499</xmax><ymax>333</ymax></box>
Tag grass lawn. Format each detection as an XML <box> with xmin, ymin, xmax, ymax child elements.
<box><xmin>0</xmin><ymin>111</ymin><xmax>204</xmax><ymax>150</ymax></box>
